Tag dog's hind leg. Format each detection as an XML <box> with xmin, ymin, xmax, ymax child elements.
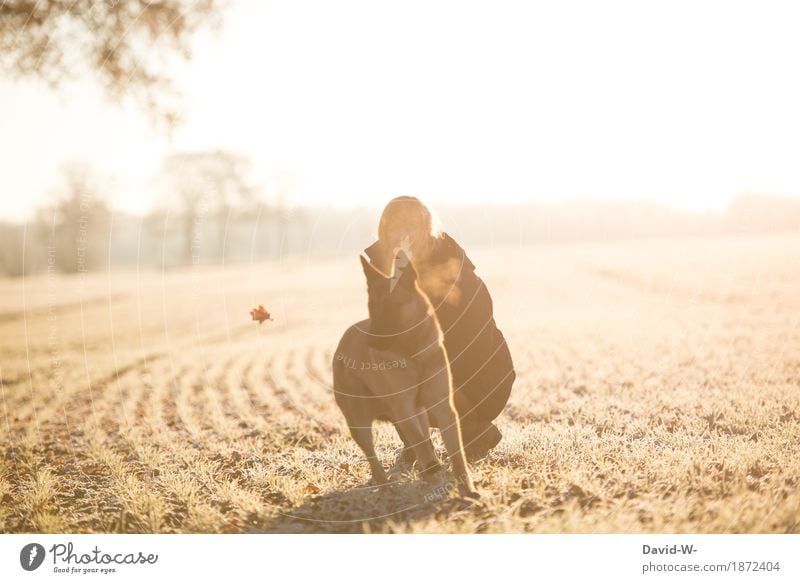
<box><xmin>392</xmin><ymin>423</ymin><xmax>417</xmax><ymax>466</ymax></box>
<box><xmin>347</xmin><ymin>420</ymin><xmax>388</xmax><ymax>485</ymax></box>
<box><xmin>394</xmin><ymin>422</ymin><xmax>440</xmax><ymax>473</ymax></box>
<box><xmin>394</xmin><ymin>409</ymin><xmax>440</xmax><ymax>478</ymax></box>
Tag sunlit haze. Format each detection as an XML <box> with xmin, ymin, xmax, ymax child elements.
<box><xmin>2</xmin><ymin>0</ymin><xmax>800</xmax><ymax>221</ymax></box>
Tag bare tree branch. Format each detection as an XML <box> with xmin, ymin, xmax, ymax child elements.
<box><xmin>0</xmin><ymin>0</ymin><xmax>224</xmax><ymax>127</ymax></box>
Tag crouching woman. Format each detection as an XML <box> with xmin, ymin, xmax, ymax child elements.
<box><xmin>364</xmin><ymin>196</ymin><xmax>516</xmax><ymax>460</ymax></box>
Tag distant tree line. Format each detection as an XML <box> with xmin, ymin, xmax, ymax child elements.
<box><xmin>2</xmin><ymin>177</ymin><xmax>800</xmax><ymax>277</ymax></box>
<box><xmin>0</xmin><ymin>150</ymin><xmax>315</xmax><ymax>277</ymax></box>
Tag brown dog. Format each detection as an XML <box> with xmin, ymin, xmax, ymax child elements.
<box><xmin>332</xmin><ymin>250</ymin><xmax>478</xmax><ymax>498</ymax></box>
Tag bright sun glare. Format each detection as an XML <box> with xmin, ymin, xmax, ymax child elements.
<box><xmin>2</xmin><ymin>0</ymin><xmax>800</xmax><ymax>220</ymax></box>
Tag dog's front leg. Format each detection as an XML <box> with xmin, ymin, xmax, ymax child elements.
<box><xmin>425</xmin><ymin>377</ymin><xmax>478</xmax><ymax>499</ymax></box>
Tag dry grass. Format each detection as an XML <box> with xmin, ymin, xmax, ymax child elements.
<box><xmin>1</xmin><ymin>234</ymin><xmax>798</xmax><ymax>533</ymax></box>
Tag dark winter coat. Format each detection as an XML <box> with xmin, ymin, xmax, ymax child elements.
<box><xmin>364</xmin><ymin>233</ymin><xmax>515</xmax><ymax>425</ymax></box>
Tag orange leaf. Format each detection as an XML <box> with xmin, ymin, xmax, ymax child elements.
<box><xmin>250</xmin><ymin>304</ymin><xmax>273</xmax><ymax>324</ymax></box>
<box><xmin>304</xmin><ymin>483</ymin><xmax>320</xmax><ymax>495</ymax></box>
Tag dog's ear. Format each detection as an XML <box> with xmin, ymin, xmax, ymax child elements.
<box><xmin>360</xmin><ymin>254</ymin><xmax>385</xmax><ymax>286</ymax></box>
<box><xmin>391</xmin><ymin>249</ymin><xmax>418</xmax><ymax>291</ymax></box>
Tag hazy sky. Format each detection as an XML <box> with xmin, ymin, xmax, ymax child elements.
<box><xmin>2</xmin><ymin>0</ymin><xmax>800</xmax><ymax>221</ymax></box>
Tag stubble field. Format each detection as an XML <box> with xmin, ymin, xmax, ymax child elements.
<box><xmin>1</xmin><ymin>234</ymin><xmax>798</xmax><ymax>533</ymax></box>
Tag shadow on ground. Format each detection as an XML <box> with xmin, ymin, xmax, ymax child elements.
<box><xmin>253</xmin><ymin>463</ymin><xmax>485</xmax><ymax>533</ymax></box>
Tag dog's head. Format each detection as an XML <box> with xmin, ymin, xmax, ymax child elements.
<box><xmin>360</xmin><ymin>250</ymin><xmax>430</xmax><ymax>351</ymax></box>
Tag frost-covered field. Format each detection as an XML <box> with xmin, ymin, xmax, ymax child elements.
<box><xmin>1</xmin><ymin>234</ymin><xmax>798</xmax><ymax>533</ymax></box>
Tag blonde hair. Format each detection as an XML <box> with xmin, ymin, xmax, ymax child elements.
<box><xmin>377</xmin><ymin>196</ymin><xmax>443</xmax><ymax>270</ymax></box>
